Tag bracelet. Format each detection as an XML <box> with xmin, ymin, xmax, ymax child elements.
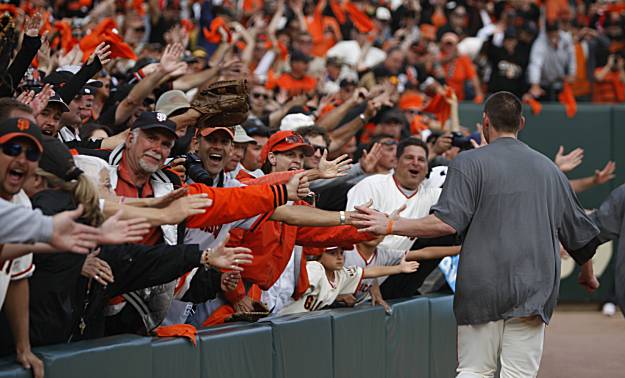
<box><xmin>339</xmin><ymin>211</ymin><xmax>346</xmax><ymax>225</ymax></box>
<box><xmin>386</xmin><ymin>220</ymin><xmax>395</xmax><ymax>235</ymax></box>
<box><xmin>202</xmin><ymin>248</ymin><xmax>214</xmax><ymax>270</ymax></box>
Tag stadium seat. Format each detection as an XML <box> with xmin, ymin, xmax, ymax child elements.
<box><xmin>198</xmin><ymin>323</ymin><xmax>273</xmax><ymax>378</ymax></box>
<box><xmin>385</xmin><ymin>296</ymin><xmax>430</xmax><ymax>378</ymax></box>
<box><xmin>35</xmin><ymin>334</ymin><xmax>152</xmax><ymax>378</ymax></box>
<box><xmin>428</xmin><ymin>295</ymin><xmax>457</xmax><ymax>378</ymax></box>
<box><xmin>268</xmin><ymin>311</ymin><xmax>333</xmax><ymax>378</ymax></box>
<box><xmin>329</xmin><ymin>305</ymin><xmax>386</xmax><ymax>378</ymax></box>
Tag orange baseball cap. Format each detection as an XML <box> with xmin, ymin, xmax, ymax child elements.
<box><xmin>199</xmin><ymin>126</ymin><xmax>235</xmax><ymax>138</ymax></box>
<box><xmin>260</xmin><ymin>130</ymin><xmax>314</xmax><ymax>163</ymax></box>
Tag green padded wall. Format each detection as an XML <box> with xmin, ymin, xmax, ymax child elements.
<box><xmin>269</xmin><ymin>311</ymin><xmax>333</xmax><ymax>378</ymax></box>
<box><xmin>330</xmin><ymin>306</ymin><xmax>386</xmax><ymax>378</ymax></box>
<box><xmin>151</xmin><ymin>336</ymin><xmax>200</xmax><ymax>378</ymax></box>
<box><xmin>36</xmin><ymin>335</ymin><xmax>152</xmax><ymax>378</ymax></box>
<box><xmin>385</xmin><ymin>297</ymin><xmax>430</xmax><ymax>378</ymax></box>
<box><xmin>0</xmin><ymin>357</ymin><xmax>30</xmax><ymax>378</ymax></box>
<box><xmin>428</xmin><ymin>295</ymin><xmax>457</xmax><ymax>378</ymax></box>
<box><xmin>198</xmin><ymin>323</ymin><xmax>273</xmax><ymax>378</ymax></box>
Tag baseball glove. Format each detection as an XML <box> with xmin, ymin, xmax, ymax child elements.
<box><xmin>191</xmin><ymin>80</ymin><xmax>249</xmax><ymax>127</ymax></box>
<box><xmin>225</xmin><ymin>300</ymin><xmax>270</xmax><ymax>323</ymax></box>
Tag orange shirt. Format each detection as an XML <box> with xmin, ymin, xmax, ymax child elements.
<box><xmin>185</xmin><ymin>182</ymin><xmax>288</xmax><ymax>229</ymax></box>
<box><xmin>273</xmin><ymin>73</ymin><xmax>317</xmax><ymax>97</ymax></box>
<box><xmin>592</xmin><ymin>70</ymin><xmax>625</xmax><ymax>104</ymax></box>
<box><xmin>442</xmin><ymin>55</ymin><xmax>477</xmax><ymax>101</ymax></box>
<box><xmin>115</xmin><ymin>155</ymin><xmax>162</xmax><ymax>246</ymax></box>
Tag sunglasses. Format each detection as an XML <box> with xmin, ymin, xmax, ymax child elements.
<box><xmin>310</xmin><ymin>144</ymin><xmax>327</xmax><ymax>154</ymax></box>
<box><xmin>1</xmin><ymin>142</ymin><xmax>41</xmax><ymax>162</ymax></box>
<box><xmin>380</xmin><ymin>140</ymin><xmax>398</xmax><ymax>146</ymax></box>
<box><xmin>281</xmin><ymin>134</ymin><xmax>306</xmax><ymax>144</ymax></box>
<box><xmin>252</xmin><ymin>92</ymin><xmax>270</xmax><ymax>100</ymax></box>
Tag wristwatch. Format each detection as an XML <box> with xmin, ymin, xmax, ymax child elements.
<box><xmin>358</xmin><ymin>113</ymin><xmax>367</xmax><ymax>124</ymax></box>
<box><xmin>339</xmin><ymin>211</ymin><xmax>346</xmax><ymax>225</ymax></box>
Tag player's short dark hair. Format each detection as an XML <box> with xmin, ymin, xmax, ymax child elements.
<box><xmin>397</xmin><ymin>137</ymin><xmax>428</xmax><ymax>160</ymax></box>
<box><xmin>483</xmin><ymin>91</ymin><xmax>523</xmax><ymax>133</ymax></box>
<box><xmin>0</xmin><ymin>97</ymin><xmax>32</xmax><ymax>122</ymax></box>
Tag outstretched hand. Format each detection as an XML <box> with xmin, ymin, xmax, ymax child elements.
<box><xmin>50</xmin><ymin>205</ymin><xmax>101</xmax><ymax>253</ymax></box>
<box><xmin>204</xmin><ymin>234</ymin><xmax>254</xmax><ymax>271</ymax></box>
<box><xmin>554</xmin><ymin>146</ymin><xmax>584</xmax><ymax>173</ymax></box>
<box><xmin>399</xmin><ymin>254</ymin><xmax>419</xmax><ymax>273</ymax></box>
<box><xmin>318</xmin><ymin>151</ymin><xmax>352</xmax><ymax>179</ymax></box>
<box><xmin>350</xmin><ymin>201</ymin><xmax>391</xmax><ymax>235</ymax></box>
<box><xmin>286</xmin><ymin>171</ymin><xmax>310</xmax><ymax>201</ymax></box>
<box><xmin>98</xmin><ymin>210</ymin><xmax>150</xmax><ymax>244</ymax></box>
<box><xmin>593</xmin><ymin>161</ymin><xmax>616</xmax><ymax>185</ymax></box>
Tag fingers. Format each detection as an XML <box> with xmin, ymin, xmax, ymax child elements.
<box><xmin>231</xmin><ymin>252</ymin><xmax>254</xmax><ymax>265</ymax></box>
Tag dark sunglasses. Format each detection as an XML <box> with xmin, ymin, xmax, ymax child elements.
<box><xmin>310</xmin><ymin>144</ymin><xmax>327</xmax><ymax>154</ymax></box>
<box><xmin>252</xmin><ymin>92</ymin><xmax>270</xmax><ymax>100</ymax></box>
<box><xmin>380</xmin><ymin>140</ymin><xmax>398</xmax><ymax>146</ymax></box>
<box><xmin>1</xmin><ymin>142</ymin><xmax>41</xmax><ymax>162</ymax></box>
<box><xmin>281</xmin><ymin>134</ymin><xmax>306</xmax><ymax>144</ymax></box>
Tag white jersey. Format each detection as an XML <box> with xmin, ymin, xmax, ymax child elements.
<box><xmin>0</xmin><ymin>191</ymin><xmax>35</xmax><ymax>308</ymax></box>
<box><xmin>279</xmin><ymin>261</ymin><xmax>363</xmax><ymax>315</ymax></box>
<box><xmin>346</xmin><ymin>173</ymin><xmax>441</xmax><ymax>251</ymax></box>
<box><xmin>343</xmin><ymin>246</ymin><xmax>405</xmax><ymax>303</ymax></box>
<box><xmin>261</xmin><ymin>246</ymin><xmax>298</xmax><ymax>313</ymax></box>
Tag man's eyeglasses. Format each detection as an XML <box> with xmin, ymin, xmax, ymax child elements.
<box><xmin>380</xmin><ymin>140</ymin><xmax>398</xmax><ymax>146</ymax></box>
<box><xmin>252</xmin><ymin>92</ymin><xmax>270</xmax><ymax>100</ymax></box>
<box><xmin>310</xmin><ymin>144</ymin><xmax>327</xmax><ymax>154</ymax></box>
<box><xmin>1</xmin><ymin>142</ymin><xmax>41</xmax><ymax>162</ymax></box>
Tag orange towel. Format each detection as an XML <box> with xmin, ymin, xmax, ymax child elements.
<box><xmin>524</xmin><ymin>96</ymin><xmax>543</xmax><ymax>115</ymax></box>
<box><xmin>79</xmin><ymin>18</ymin><xmax>137</xmax><ymax>61</ymax></box>
<box><xmin>558</xmin><ymin>82</ymin><xmax>577</xmax><ymax>118</ymax></box>
<box><xmin>154</xmin><ymin>324</ymin><xmax>198</xmax><ymax>346</ymax></box>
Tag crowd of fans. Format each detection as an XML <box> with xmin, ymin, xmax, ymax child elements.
<box><xmin>0</xmin><ymin>0</ymin><xmax>623</xmax><ymax>377</ymax></box>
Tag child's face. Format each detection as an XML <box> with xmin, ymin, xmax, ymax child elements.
<box><xmin>319</xmin><ymin>248</ymin><xmax>345</xmax><ymax>271</ymax></box>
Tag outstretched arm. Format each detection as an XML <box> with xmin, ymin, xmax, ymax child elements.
<box><xmin>405</xmin><ymin>245</ymin><xmax>460</xmax><ymax>260</ymax></box>
<box><xmin>351</xmin><ymin>206</ymin><xmax>456</xmax><ymax>239</ymax></box>
<box><xmin>363</xmin><ymin>256</ymin><xmax>419</xmax><ymax>278</ymax></box>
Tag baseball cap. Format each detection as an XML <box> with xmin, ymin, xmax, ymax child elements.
<box><xmin>376</xmin><ymin>7</ymin><xmax>391</xmax><ymax>21</ymax></box>
<box><xmin>39</xmin><ymin>136</ymin><xmax>84</xmax><ymax>182</ymax></box>
<box><xmin>242</xmin><ymin>119</ymin><xmax>271</xmax><ymax>137</ymax></box>
<box><xmin>233</xmin><ymin>125</ymin><xmax>256</xmax><ymax>144</ymax></box>
<box><xmin>131</xmin><ymin>112</ymin><xmax>178</xmax><ymax>138</ymax></box>
<box><xmin>291</xmin><ymin>49</ymin><xmax>312</xmax><ymax>63</ymax></box>
<box><xmin>260</xmin><ymin>130</ymin><xmax>314</xmax><ymax>163</ymax></box>
<box><xmin>199</xmin><ymin>126</ymin><xmax>235</xmax><ymax>139</ymax></box>
<box><xmin>280</xmin><ymin>113</ymin><xmax>315</xmax><ymax>131</ymax></box>
<box><xmin>156</xmin><ymin>90</ymin><xmax>191</xmax><ymax>116</ymax></box>
<box><xmin>380</xmin><ymin>109</ymin><xmax>407</xmax><ymax>125</ymax></box>
<box><xmin>46</xmin><ymin>93</ymin><xmax>70</xmax><ymax>112</ymax></box>
<box><xmin>0</xmin><ymin>118</ymin><xmax>44</xmax><ymax>152</ymax></box>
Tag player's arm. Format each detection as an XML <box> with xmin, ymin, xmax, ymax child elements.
<box><xmin>363</xmin><ymin>255</ymin><xmax>419</xmax><ymax>278</ymax></box>
<box><xmin>405</xmin><ymin>246</ymin><xmax>460</xmax><ymax>261</ymax></box>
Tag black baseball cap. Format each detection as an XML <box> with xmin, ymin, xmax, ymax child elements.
<box><xmin>0</xmin><ymin>118</ymin><xmax>43</xmax><ymax>152</ymax></box>
<box><xmin>291</xmin><ymin>49</ymin><xmax>312</xmax><ymax>63</ymax></box>
<box><xmin>131</xmin><ymin>112</ymin><xmax>178</xmax><ymax>138</ymax></box>
<box><xmin>43</xmin><ymin>70</ymin><xmax>102</xmax><ymax>95</ymax></box>
<box><xmin>39</xmin><ymin>136</ymin><xmax>83</xmax><ymax>181</ymax></box>
<box><xmin>46</xmin><ymin>93</ymin><xmax>70</xmax><ymax>112</ymax></box>
<box><xmin>380</xmin><ymin>109</ymin><xmax>407</xmax><ymax>125</ymax></box>
<box><xmin>242</xmin><ymin>118</ymin><xmax>270</xmax><ymax>137</ymax></box>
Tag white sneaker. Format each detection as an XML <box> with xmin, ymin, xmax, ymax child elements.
<box><xmin>602</xmin><ymin>302</ymin><xmax>616</xmax><ymax>317</ymax></box>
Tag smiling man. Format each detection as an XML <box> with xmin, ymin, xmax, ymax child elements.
<box><xmin>346</xmin><ymin>138</ymin><xmax>441</xmax><ymax>251</ymax></box>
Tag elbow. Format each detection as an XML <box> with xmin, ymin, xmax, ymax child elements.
<box><xmin>439</xmin><ymin>222</ymin><xmax>457</xmax><ymax>236</ymax></box>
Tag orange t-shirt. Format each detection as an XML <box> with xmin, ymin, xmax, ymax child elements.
<box><xmin>272</xmin><ymin>73</ymin><xmax>317</xmax><ymax>97</ymax></box>
<box><xmin>592</xmin><ymin>69</ymin><xmax>625</xmax><ymax>104</ymax></box>
<box><xmin>442</xmin><ymin>55</ymin><xmax>477</xmax><ymax>101</ymax></box>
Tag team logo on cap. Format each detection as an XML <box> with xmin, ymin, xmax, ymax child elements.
<box><xmin>156</xmin><ymin>112</ymin><xmax>167</xmax><ymax>122</ymax></box>
<box><xmin>17</xmin><ymin>119</ymin><xmax>30</xmax><ymax>131</ymax></box>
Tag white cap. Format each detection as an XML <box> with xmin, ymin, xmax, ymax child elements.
<box><xmin>280</xmin><ymin>113</ymin><xmax>315</xmax><ymax>131</ymax></box>
<box><xmin>376</xmin><ymin>7</ymin><xmax>391</xmax><ymax>21</ymax></box>
<box><xmin>233</xmin><ymin>125</ymin><xmax>256</xmax><ymax>144</ymax></box>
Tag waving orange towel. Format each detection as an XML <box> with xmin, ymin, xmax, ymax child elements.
<box><xmin>558</xmin><ymin>82</ymin><xmax>577</xmax><ymax>118</ymax></box>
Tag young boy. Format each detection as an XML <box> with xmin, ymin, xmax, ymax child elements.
<box><xmin>279</xmin><ymin>246</ymin><xmax>419</xmax><ymax>315</ymax></box>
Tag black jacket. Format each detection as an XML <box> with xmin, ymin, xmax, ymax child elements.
<box><xmin>0</xmin><ymin>190</ymin><xmax>220</xmax><ymax>353</ymax></box>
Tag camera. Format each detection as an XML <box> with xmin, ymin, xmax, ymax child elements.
<box><xmin>451</xmin><ymin>131</ymin><xmax>474</xmax><ymax>150</ymax></box>
<box><xmin>177</xmin><ymin>153</ymin><xmax>213</xmax><ymax>185</ymax></box>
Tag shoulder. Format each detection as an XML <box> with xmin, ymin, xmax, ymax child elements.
<box><xmin>306</xmin><ymin>261</ymin><xmax>326</xmax><ymax>281</ymax></box>
<box><xmin>352</xmin><ymin>173</ymin><xmax>390</xmax><ymax>188</ymax></box>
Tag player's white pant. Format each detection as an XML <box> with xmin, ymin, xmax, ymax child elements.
<box><xmin>456</xmin><ymin>316</ymin><xmax>545</xmax><ymax>378</ymax></box>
